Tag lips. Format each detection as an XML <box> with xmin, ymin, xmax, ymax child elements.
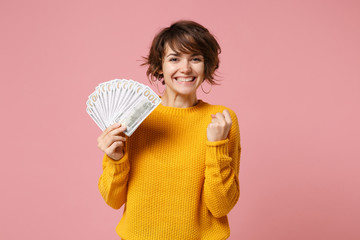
<box><xmin>174</xmin><ymin>77</ymin><xmax>196</xmax><ymax>82</ymax></box>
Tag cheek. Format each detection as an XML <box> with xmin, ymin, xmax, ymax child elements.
<box><xmin>197</xmin><ymin>63</ymin><xmax>205</xmax><ymax>75</ymax></box>
<box><xmin>197</xmin><ymin>66</ymin><xmax>205</xmax><ymax>77</ymax></box>
<box><xmin>162</xmin><ymin>64</ymin><xmax>175</xmax><ymax>75</ymax></box>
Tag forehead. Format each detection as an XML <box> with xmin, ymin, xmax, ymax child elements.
<box><xmin>163</xmin><ymin>44</ymin><xmax>201</xmax><ymax>57</ymax></box>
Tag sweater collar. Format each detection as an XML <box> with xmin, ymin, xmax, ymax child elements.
<box><xmin>154</xmin><ymin>99</ymin><xmax>207</xmax><ymax>115</ymax></box>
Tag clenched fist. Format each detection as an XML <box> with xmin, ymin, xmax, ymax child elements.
<box><xmin>97</xmin><ymin>123</ymin><xmax>127</xmax><ymax>161</ymax></box>
<box><xmin>207</xmin><ymin>109</ymin><xmax>232</xmax><ymax>142</ymax></box>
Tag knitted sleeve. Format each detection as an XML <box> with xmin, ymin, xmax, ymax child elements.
<box><xmin>203</xmin><ymin>110</ymin><xmax>241</xmax><ymax>218</ymax></box>
<box><xmin>98</xmin><ymin>151</ymin><xmax>130</xmax><ymax>210</ymax></box>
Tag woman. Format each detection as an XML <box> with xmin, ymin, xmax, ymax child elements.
<box><xmin>97</xmin><ymin>20</ymin><xmax>241</xmax><ymax>240</ymax></box>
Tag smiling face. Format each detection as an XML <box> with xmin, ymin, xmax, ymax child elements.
<box><xmin>160</xmin><ymin>44</ymin><xmax>205</xmax><ymax>98</ymax></box>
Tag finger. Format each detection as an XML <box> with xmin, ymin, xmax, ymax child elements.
<box><xmin>211</xmin><ymin>118</ymin><xmax>220</xmax><ymax>124</ymax></box>
<box><xmin>113</xmin><ymin>135</ymin><xmax>126</xmax><ymax>142</ymax></box>
<box><xmin>98</xmin><ymin>125</ymin><xmax>126</xmax><ymax>149</ymax></box>
<box><xmin>222</xmin><ymin>109</ymin><xmax>232</xmax><ymax>124</ymax></box>
<box><xmin>211</xmin><ymin>113</ymin><xmax>222</xmax><ymax>119</ymax></box>
<box><xmin>105</xmin><ymin>141</ymin><xmax>124</xmax><ymax>155</ymax></box>
<box><xmin>99</xmin><ymin>123</ymin><xmax>121</xmax><ymax>139</ymax></box>
<box><xmin>215</xmin><ymin>112</ymin><xmax>226</xmax><ymax>124</ymax></box>
<box><xmin>103</xmin><ymin>135</ymin><xmax>126</xmax><ymax>148</ymax></box>
<box><xmin>108</xmin><ymin>125</ymin><xmax>127</xmax><ymax>136</ymax></box>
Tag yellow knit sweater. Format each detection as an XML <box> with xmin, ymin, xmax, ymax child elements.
<box><xmin>98</xmin><ymin>100</ymin><xmax>241</xmax><ymax>240</ymax></box>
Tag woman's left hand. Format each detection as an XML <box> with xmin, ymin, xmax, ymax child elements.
<box><xmin>207</xmin><ymin>109</ymin><xmax>232</xmax><ymax>142</ymax></box>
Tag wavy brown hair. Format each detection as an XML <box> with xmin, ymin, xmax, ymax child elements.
<box><xmin>142</xmin><ymin>20</ymin><xmax>221</xmax><ymax>85</ymax></box>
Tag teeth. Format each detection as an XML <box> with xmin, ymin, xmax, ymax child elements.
<box><xmin>176</xmin><ymin>77</ymin><xmax>195</xmax><ymax>82</ymax></box>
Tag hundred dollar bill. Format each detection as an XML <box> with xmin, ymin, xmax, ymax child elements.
<box><xmin>111</xmin><ymin>86</ymin><xmax>161</xmax><ymax>136</ymax></box>
<box><xmin>86</xmin><ymin>106</ymin><xmax>107</xmax><ymax>131</ymax></box>
<box><xmin>112</xmin><ymin>82</ymin><xmax>145</xmax><ymax>123</ymax></box>
<box><xmin>87</xmin><ymin>93</ymin><xmax>106</xmax><ymax>129</ymax></box>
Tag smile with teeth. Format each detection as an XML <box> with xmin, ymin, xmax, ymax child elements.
<box><xmin>175</xmin><ymin>77</ymin><xmax>196</xmax><ymax>82</ymax></box>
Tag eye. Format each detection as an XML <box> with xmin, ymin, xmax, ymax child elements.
<box><xmin>192</xmin><ymin>57</ymin><xmax>203</xmax><ymax>62</ymax></box>
<box><xmin>169</xmin><ymin>57</ymin><xmax>178</xmax><ymax>62</ymax></box>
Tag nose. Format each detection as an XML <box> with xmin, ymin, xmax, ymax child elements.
<box><xmin>180</xmin><ymin>60</ymin><xmax>192</xmax><ymax>73</ymax></box>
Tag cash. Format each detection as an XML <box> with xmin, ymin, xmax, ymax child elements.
<box><xmin>86</xmin><ymin>79</ymin><xmax>161</xmax><ymax>136</ymax></box>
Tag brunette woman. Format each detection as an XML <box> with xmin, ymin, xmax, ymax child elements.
<box><xmin>97</xmin><ymin>20</ymin><xmax>241</xmax><ymax>240</ymax></box>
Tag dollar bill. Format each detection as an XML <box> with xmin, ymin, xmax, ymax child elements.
<box><xmin>111</xmin><ymin>86</ymin><xmax>161</xmax><ymax>136</ymax></box>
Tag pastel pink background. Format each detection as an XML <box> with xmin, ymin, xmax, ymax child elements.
<box><xmin>1</xmin><ymin>0</ymin><xmax>359</xmax><ymax>239</ymax></box>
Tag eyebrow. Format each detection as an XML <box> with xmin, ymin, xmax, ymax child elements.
<box><xmin>166</xmin><ymin>53</ymin><xmax>179</xmax><ymax>58</ymax></box>
<box><xmin>165</xmin><ymin>53</ymin><xmax>203</xmax><ymax>58</ymax></box>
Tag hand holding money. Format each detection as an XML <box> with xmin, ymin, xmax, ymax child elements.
<box><xmin>97</xmin><ymin>123</ymin><xmax>127</xmax><ymax>161</ymax></box>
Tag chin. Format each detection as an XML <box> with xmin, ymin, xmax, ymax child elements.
<box><xmin>177</xmin><ymin>85</ymin><xmax>199</xmax><ymax>93</ymax></box>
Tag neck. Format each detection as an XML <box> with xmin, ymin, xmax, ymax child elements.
<box><xmin>161</xmin><ymin>91</ymin><xmax>198</xmax><ymax>108</ymax></box>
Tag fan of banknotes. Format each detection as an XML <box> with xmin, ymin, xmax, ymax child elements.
<box><xmin>86</xmin><ymin>79</ymin><xmax>161</xmax><ymax>136</ymax></box>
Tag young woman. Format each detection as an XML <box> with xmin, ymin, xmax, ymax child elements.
<box><xmin>97</xmin><ymin>20</ymin><xmax>241</xmax><ymax>240</ymax></box>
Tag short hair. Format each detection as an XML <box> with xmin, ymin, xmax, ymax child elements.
<box><xmin>142</xmin><ymin>20</ymin><xmax>221</xmax><ymax>85</ymax></box>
